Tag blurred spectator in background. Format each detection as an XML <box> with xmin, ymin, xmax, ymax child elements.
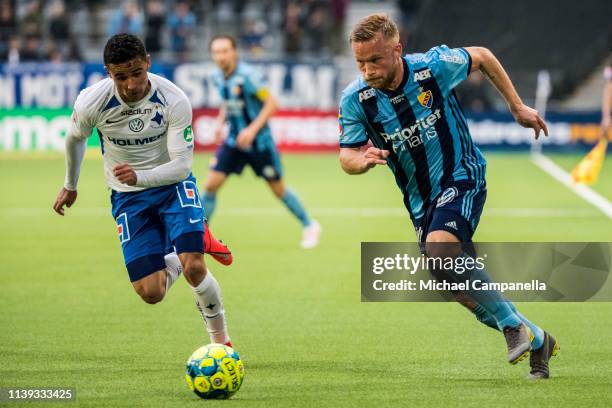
<box><xmin>108</xmin><ymin>0</ymin><xmax>143</xmax><ymax>37</ymax></box>
<box><xmin>329</xmin><ymin>0</ymin><xmax>348</xmax><ymax>54</ymax></box>
<box><xmin>303</xmin><ymin>3</ymin><xmax>329</xmax><ymax>55</ymax></box>
<box><xmin>145</xmin><ymin>0</ymin><xmax>165</xmax><ymax>56</ymax></box>
<box><xmin>283</xmin><ymin>1</ymin><xmax>303</xmax><ymax>56</ymax></box>
<box><xmin>0</xmin><ymin>0</ymin><xmax>17</xmax><ymax>52</ymax></box>
<box><xmin>46</xmin><ymin>42</ymin><xmax>64</xmax><ymax>63</ymax></box>
<box><xmin>19</xmin><ymin>36</ymin><xmax>42</xmax><ymax>62</ymax></box>
<box><xmin>397</xmin><ymin>0</ymin><xmax>420</xmax><ymax>50</ymax></box>
<box><xmin>167</xmin><ymin>1</ymin><xmax>196</xmax><ymax>62</ymax></box>
<box><xmin>240</xmin><ymin>18</ymin><xmax>266</xmax><ymax>56</ymax></box>
<box><xmin>456</xmin><ymin>72</ymin><xmax>495</xmax><ymax>113</ymax></box>
<box><xmin>1</xmin><ymin>35</ymin><xmax>20</xmax><ymax>64</ymax></box>
<box><xmin>48</xmin><ymin>1</ymin><xmax>70</xmax><ymax>44</ymax></box>
<box><xmin>19</xmin><ymin>0</ymin><xmax>43</xmax><ymax>40</ymax></box>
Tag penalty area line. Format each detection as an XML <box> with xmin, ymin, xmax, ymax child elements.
<box><xmin>531</xmin><ymin>152</ymin><xmax>612</xmax><ymax>219</ymax></box>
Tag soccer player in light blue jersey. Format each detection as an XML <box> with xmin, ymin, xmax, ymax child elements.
<box><xmin>202</xmin><ymin>35</ymin><xmax>321</xmax><ymax>249</ymax></box>
<box><xmin>338</xmin><ymin>14</ymin><xmax>558</xmax><ymax>379</ymax></box>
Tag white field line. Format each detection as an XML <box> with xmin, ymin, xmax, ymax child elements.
<box><xmin>531</xmin><ymin>152</ymin><xmax>612</xmax><ymax>219</ymax></box>
<box><xmin>0</xmin><ymin>206</ymin><xmax>602</xmax><ymax>218</ymax></box>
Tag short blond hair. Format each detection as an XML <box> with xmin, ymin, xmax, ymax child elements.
<box><xmin>350</xmin><ymin>13</ymin><xmax>399</xmax><ymax>43</ymax></box>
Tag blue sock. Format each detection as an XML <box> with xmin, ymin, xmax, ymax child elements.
<box><xmin>467</xmin><ymin>263</ymin><xmax>544</xmax><ymax>345</ymax></box>
<box><xmin>202</xmin><ymin>192</ymin><xmax>217</xmax><ymax>222</ymax></box>
<box><xmin>463</xmin><ymin>261</ymin><xmax>522</xmax><ymax>330</ymax></box>
<box><xmin>471</xmin><ymin>304</ymin><xmax>500</xmax><ymax>331</ymax></box>
<box><xmin>281</xmin><ymin>188</ymin><xmax>311</xmax><ymax>227</ymax></box>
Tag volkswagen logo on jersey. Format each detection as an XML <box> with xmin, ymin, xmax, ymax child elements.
<box><xmin>417</xmin><ymin>90</ymin><xmax>433</xmax><ymax>108</ymax></box>
<box><xmin>129</xmin><ymin>118</ymin><xmax>145</xmax><ymax>132</ymax></box>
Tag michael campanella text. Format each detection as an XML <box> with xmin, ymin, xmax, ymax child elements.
<box><xmin>372</xmin><ymin>279</ymin><xmax>547</xmax><ymax>292</ymax></box>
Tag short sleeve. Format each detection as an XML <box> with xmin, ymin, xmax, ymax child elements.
<box><xmin>243</xmin><ymin>68</ymin><xmax>270</xmax><ymax>101</ymax></box>
<box><xmin>338</xmin><ymin>94</ymin><xmax>368</xmax><ymax>148</ymax></box>
<box><xmin>428</xmin><ymin>45</ymin><xmax>472</xmax><ymax>95</ymax></box>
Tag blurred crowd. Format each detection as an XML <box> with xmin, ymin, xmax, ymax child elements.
<box><xmin>0</xmin><ymin>0</ymin><xmax>82</xmax><ymax>63</ymax></box>
<box><xmin>0</xmin><ymin>0</ymin><xmax>350</xmax><ymax>63</ymax></box>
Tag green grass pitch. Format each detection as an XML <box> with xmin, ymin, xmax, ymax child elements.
<box><xmin>1</xmin><ymin>151</ymin><xmax>611</xmax><ymax>407</ymax></box>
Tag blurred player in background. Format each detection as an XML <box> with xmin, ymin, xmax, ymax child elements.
<box><xmin>338</xmin><ymin>14</ymin><xmax>558</xmax><ymax>378</ymax></box>
<box><xmin>202</xmin><ymin>35</ymin><xmax>321</xmax><ymax>249</ymax></box>
<box><xmin>601</xmin><ymin>55</ymin><xmax>611</xmax><ymax>136</ymax></box>
<box><xmin>53</xmin><ymin>34</ymin><xmax>232</xmax><ymax>347</ymax></box>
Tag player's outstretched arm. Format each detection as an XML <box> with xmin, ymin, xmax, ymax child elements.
<box><xmin>339</xmin><ymin>146</ymin><xmax>389</xmax><ymax>175</ymax></box>
<box><xmin>465</xmin><ymin>46</ymin><xmax>548</xmax><ymax>139</ymax></box>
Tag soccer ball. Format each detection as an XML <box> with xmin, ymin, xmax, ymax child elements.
<box><xmin>185</xmin><ymin>343</ymin><xmax>245</xmax><ymax>399</ymax></box>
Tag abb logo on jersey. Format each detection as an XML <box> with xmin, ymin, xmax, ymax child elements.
<box><xmin>359</xmin><ymin>88</ymin><xmax>375</xmax><ymax>102</ymax></box>
<box><xmin>414</xmin><ymin>69</ymin><xmax>432</xmax><ymax>82</ymax></box>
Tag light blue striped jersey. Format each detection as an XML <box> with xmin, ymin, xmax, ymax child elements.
<box><xmin>212</xmin><ymin>62</ymin><xmax>275</xmax><ymax>150</ymax></box>
<box><xmin>339</xmin><ymin>45</ymin><xmax>486</xmax><ymax>220</ymax></box>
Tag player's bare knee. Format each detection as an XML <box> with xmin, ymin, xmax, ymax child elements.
<box><xmin>135</xmin><ymin>285</ymin><xmax>165</xmax><ymax>304</ymax></box>
<box><xmin>133</xmin><ymin>275</ymin><xmax>166</xmax><ymax>304</ymax></box>
<box><xmin>425</xmin><ymin>230</ymin><xmax>461</xmax><ymax>258</ymax></box>
<box><xmin>268</xmin><ymin>181</ymin><xmax>285</xmax><ymax>198</ymax></box>
<box><xmin>182</xmin><ymin>255</ymin><xmax>206</xmax><ymax>285</ymax></box>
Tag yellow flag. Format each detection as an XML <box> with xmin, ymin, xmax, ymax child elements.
<box><xmin>571</xmin><ymin>138</ymin><xmax>608</xmax><ymax>185</ymax></box>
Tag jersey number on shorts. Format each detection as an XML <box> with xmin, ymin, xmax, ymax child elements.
<box><xmin>176</xmin><ymin>180</ymin><xmax>202</xmax><ymax>208</ymax></box>
<box><xmin>116</xmin><ymin>213</ymin><xmax>131</xmax><ymax>244</ymax></box>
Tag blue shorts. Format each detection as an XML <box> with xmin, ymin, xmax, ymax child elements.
<box><xmin>111</xmin><ymin>174</ymin><xmax>205</xmax><ymax>282</ymax></box>
<box><xmin>211</xmin><ymin>143</ymin><xmax>283</xmax><ymax>181</ymax></box>
<box><xmin>413</xmin><ymin>181</ymin><xmax>487</xmax><ymax>244</ymax></box>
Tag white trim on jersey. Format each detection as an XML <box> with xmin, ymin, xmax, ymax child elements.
<box><xmin>64</xmin><ymin>73</ymin><xmax>195</xmax><ymax>192</ymax></box>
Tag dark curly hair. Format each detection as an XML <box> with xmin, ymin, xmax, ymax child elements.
<box><xmin>103</xmin><ymin>33</ymin><xmax>147</xmax><ymax>65</ymax></box>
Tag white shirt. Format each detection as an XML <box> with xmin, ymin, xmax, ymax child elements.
<box><xmin>64</xmin><ymin>73</ymin><xmax>194</xmax><ymax>192</ymax></box>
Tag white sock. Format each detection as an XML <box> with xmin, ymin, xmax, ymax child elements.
<box><xmin>191</xmin><ymin>269</ymin><xmax>230</xmax><ymax>344</ymax></box>
<box><xmin>164</xmin><ymin>252</ymin><xmax>183</xmax><ymax>292</ymax></box>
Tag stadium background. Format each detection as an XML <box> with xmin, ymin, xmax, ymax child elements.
<box><xmin>1</xmin><ymin>1</ymin><xmax>612</xmax><ymax>407</ymax></box>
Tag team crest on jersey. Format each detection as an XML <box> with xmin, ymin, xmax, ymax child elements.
<box><xmin>417</xmin><ymin>90</ymin><xmax>433</xmax><ymax>108</ymax></box>
<box><xmin>128</xmin><ymin>118</ymin><xmax>144</xmax><ymax>132</ymax></box>
<box><xmin>338</xmin><ymin>109</ymin><xmax>343</xmax><ymax>136</ymax></box>
<box><xmin>183</xmin><ymin>125</ymin><xmax>193</xmax><ymax>142</ymax></box>
<box><xmin>116</xmin><ymin>213</ymin><xmax>130</xmax><ymax>244</ymax></box>
<box><xmin>150</xmin><ymin>111</ymin><xmax>165</xmax><ymax>128</ymax></box>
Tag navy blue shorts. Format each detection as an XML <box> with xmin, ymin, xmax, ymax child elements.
<box><xmin>413</xmin><ymin>181</ymin><xmax>487</xmax><ymax>244</ymax></box>
<box><xmin>110</xmin><ymin>175</ymin><xmax>205</xmax><ymax>282</ymax></box>
<box><xmin>211</xmin><ymin>143</ymin><xmax>283</xmax><ymax>181</ymax></box>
